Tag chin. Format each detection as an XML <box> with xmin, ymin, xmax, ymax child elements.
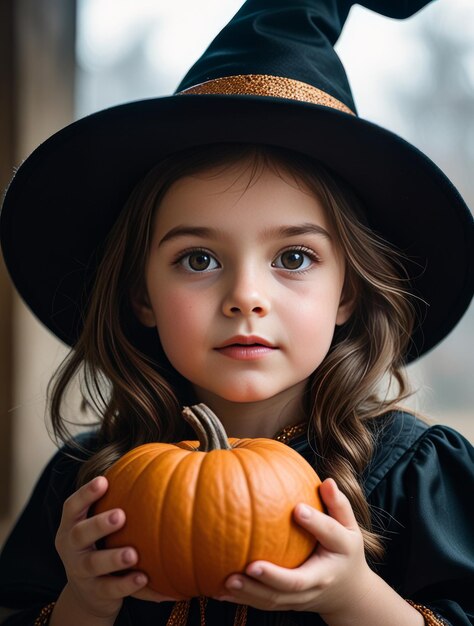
<box><xmin>213</xmin><ymin>385</ymin><xmax>280</xmax><ymax>404</ymax></box>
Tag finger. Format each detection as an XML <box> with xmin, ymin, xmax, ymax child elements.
<box><xmin>94</xmin><ymin>571</ymin><xmax>148</xmax><ymax>600</ymax></box>
<box><xmin>75</xmin><ymin>546</ymin><xmax>138</xmax><ymax>578</ymax></box>
<box><xmin>132</xmin><ymin>587</ymin><xmax>184</xmax><ymax>603</ymax></box>
<box><xmin>69</xmin><ymin>508</ymin><xmax>125</xmax><ymax>550</ymax></box>
<box><xmin>61</xmin><ymin>477</ymin><xmax>108</xmax><ymax>528</ymax></box>
<box><xmin>240</xmin><ymin>558</ymin><xmax>318</xmax><ymax>594</ymax></box>
<box><xmin>318</xmin><ymin>479</ymin><xmax>359</xmax><ymax>530</ymax></box>
<box><xmin>293</xmin><ymin>502</ymin><xmax>352</xmax><ymax>553</ymax></box>
<box><xmin>215</xmin><ymin>572</ymin><xmax>318</xmax><ymax>612</ymax></box>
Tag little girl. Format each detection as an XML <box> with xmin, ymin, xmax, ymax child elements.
<box><xmin>1</xmin><ymin>1</ymin><xmax>473</xmax><ymax>625</ymax></box>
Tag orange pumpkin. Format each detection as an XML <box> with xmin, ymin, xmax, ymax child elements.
<box><xmin>94</xmin><ymin>404</ymin><xmax>323</xmax><ymax>599</ymax></box>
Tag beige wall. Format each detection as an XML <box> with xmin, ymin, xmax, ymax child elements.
<box><xmin>0</xmin><ymin>0</ymin><xmax>76</xmax><ymax>545</ymax></box>
<box><xmin>0</xmin><ymin>1</ymin><xmax>15</xmax><ymax>527</ymax></box>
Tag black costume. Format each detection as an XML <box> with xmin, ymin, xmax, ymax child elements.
<box><xmin>1</xmin><ymin>411</ymin><xmax>473</xmax><ymax>625</ymax></box>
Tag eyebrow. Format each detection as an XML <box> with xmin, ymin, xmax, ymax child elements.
<box><xmin>267</xmin><ymin>223</ymin><xmax>332</xmax><ymax>241</ymax></box>
<box><xmin>159</xmin><ymin>226</ymin><xmax>218</xmax><ymax>247</ymax></box>
<box><xmin>158</xmin><ymin>222</ymin><xmax>332</xmax><ymax>247</ymax></box>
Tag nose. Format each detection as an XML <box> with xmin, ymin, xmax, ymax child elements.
<box><xmin>221</xmin><ymin>266</ymin><xmax>271</xmax><ymax>318</ymax></box>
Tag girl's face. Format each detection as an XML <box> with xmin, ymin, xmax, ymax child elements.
<box><xmin>133</xmin><ymin>159</ymin><xmax>354</xmax><ymax>408</ymax></box>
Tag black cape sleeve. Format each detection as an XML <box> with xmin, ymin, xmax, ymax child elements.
<box><xmin>365</xmin><ymin>414</ymin><xmax>474</xmax><ymax>625</ymax></box>
<box><xmin>0</xmin><ymin>435</ymin><xmax>96</xmax><ymax>624</ymax></box>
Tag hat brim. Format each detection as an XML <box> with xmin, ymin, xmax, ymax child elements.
<box><xmin>1</xmin><ymin>94</ymin><xmax>473</xmax><ymax>362</ymax></box>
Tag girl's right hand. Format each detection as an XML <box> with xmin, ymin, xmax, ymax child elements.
<box><xmin>54</xmin><ymin>476</ymin><xmax>171</xmax><ymax>621</ymax></box>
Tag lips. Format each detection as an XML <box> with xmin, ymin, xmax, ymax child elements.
<box><xmin>216</xmin><ymin>335</ymin><xmax>276</xmax><ymax>349</ymax></box>
<box><xmin>214</xmin><ymin>335</ymin><xmax>278</xmax><ymax>360</ymax></box>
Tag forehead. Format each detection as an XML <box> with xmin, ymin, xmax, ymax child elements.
<box><xmin>153</xmin><ymin>157</ymin><xmax>332</xmax><ymax>233</ymax></box>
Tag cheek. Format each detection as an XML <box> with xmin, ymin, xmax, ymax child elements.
<box><xmin>153</xmin><ymin>289</ymin><xmax>206</xmax><ymax>355</ymax></box>
<box><xmin>291</xmin><ymin>307</ymin><xmax>335</xmax><ymax>346</ymax></box>
<box><xmin>284</xmin><ymin>282</ymin><xmax>342</xmax><ymax>322</ymax></box>
<box><xmin>280</xmin><ymin>283</ymin><xmax>342</xmax><ymax>345</ymax></box>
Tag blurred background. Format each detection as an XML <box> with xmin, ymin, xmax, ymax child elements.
<box><xmin>1</xmin><ymin>0</ymin><xmax>473</xmax><ymax>544</ymax></box>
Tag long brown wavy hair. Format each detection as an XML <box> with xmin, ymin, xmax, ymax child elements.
<box><xmin>47</xmin><ymin>143</ymin><xmax>416</xmax><ymax>564</ymax></box>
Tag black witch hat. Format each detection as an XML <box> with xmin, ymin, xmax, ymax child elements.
<box><xmin>1</xmin><ymin>0</ymin><xmax>473</xmax><ymax>361</ymax></box>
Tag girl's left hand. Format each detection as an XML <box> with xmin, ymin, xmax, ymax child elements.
<box><xmin>213</xmin><ymin>478</ymin><xmax>377</xmax><ymax>619</ymax></box>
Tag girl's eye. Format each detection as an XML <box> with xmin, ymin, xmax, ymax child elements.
<box><xmin>272</xmin><ymin>248</ymin><xmax>316</xmax><ymax>271</ymax></box>
<box><xmin>179</xmin><ymin>250</ymin><xmax>220</xmax><ymax>272</ymax></box>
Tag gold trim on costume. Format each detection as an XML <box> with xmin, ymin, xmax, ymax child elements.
<box><xmin>274</xmin><ymin>421</ymin><xmax>308</xmax><ymax>444</ymax></box>
<box><xmin>406</xmin><ymin>599</ymin><xmax>449</xmax><ymax>625</ymax></box>
<box><xmin>34</xmin><ymin>602</ymin><xmax>56</xmax><ymax>626</ymax></box>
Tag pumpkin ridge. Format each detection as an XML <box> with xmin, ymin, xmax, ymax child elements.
<box><xmin>249</xmin><ymin>446</ymin><xmax>301</xmax><ymax>562</ymax></box>
<box><xmin>232</xmin><ymin>439</ymin><xmax>281</xmax><ymax>565</ymax></box>
<box><xmin>257</xmin><ymin>445</ymin><xmax>322</xmax><ymax>563</ymax></box>
<box><xmin>231</xmin><ymin>447</ymin><xmax>256</xmax><ymax>572</ymax></box>
<box><xmin>131</xmin><ymin>447</ymin><xmax>190</xmax><ymax>594</ymax></box>
<box><xmin>163</xmin><ymin>448</ymin><xmax>204</xmax><ymax>596</ymax></box>
<box><xmin>233</xmin><ymin>444</ymin><xmax>319</xmax><ymax>567</ymax></box>
<box><xmin>105</xmin><ymin>446</ymin><xmax>167</xmax><ymax>510</ymax></box>
<box><xmin>158</xmin><ymin>447</ymin><xmax>198</xmax><ymax>596</ymax></box>
<box><xmin>190</xmin><ymin>448</ymin><xmax>222</xmax><ymax>596</ymax></box>
<box><xmin>255</xmin><ymin>446</ymin><xmax>294</xmax><ymax>561</ymax></box>
<box><xmin>107</xmin><ymin>444</ymin><xmax>163</xmax><ymax>479</ymax></box>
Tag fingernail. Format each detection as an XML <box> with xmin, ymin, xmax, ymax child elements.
<box><xmin>228</xmin><ymin>578</ymin><xmax>243</xmax><ymax>590</ymax></box>
<box><xmin>134</xmin><ymin>574</ymin><xmax>147</xmax><ymax>585</ymax></box>
<box><xmin>248</xmin><ymin>566</ymin><xmax>263</xmax><ymax>577</ymax></box>
<box><xmin>91</xmin><ymin>476</ymin><xmax>103</xmax><ymax>491</ymax></box>
<box><xmin>298</xmin><ymin>504</ymin><xmax>311</xmax><ymax>519</ymax></box>
<box><xmin>109</xmin><ymin>510</ymin><xmax>120</xmax><ymax>525</ymax></box>
<box><xmin>122</xmin><ymin>548</ymin><xmax>136</xmax><ymax>565</ymax></box>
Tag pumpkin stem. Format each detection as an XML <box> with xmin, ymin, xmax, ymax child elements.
<box><xmin>182</xmin><ymin>404</ymin><xmax>232</xmax><ymax>451</ymax></box>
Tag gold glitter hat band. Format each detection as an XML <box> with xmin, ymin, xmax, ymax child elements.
<box><xmin>178</xmin><ymin>74</ymin><xmax>355</xmax><ymax>116</ymax></box>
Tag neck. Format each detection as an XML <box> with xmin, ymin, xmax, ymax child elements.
<box><xmin>193</xmin><ymin>382</ymin><xmax>308</xmax><ymax>439</ymax></box>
